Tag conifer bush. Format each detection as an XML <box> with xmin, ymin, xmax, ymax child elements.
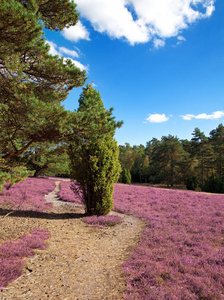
<box><xmin>69</xmin><ymin>136</ymin><xmax>121</xmax><ymax>215</ymax></box>
<box><xmin>68</xmin><ymin>84</ymin><xmax>122</xmax><ymax>215</ymax></box>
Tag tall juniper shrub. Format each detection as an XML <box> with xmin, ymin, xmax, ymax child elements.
<box><xmin>68</xmin><ymin>85</ymin><xmax>122</xmax><ymax>215</ymax></box>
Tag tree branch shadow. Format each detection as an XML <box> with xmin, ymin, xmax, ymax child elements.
<box><xmin>0</xmin><ymin>207</ymin><xmax>86</xmax><ymax>220</ymax></box>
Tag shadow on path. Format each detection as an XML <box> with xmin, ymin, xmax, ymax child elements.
<box><xmin>0</xmin><ymin>208</ymin><xmax>86</xmax><ymax>220</ymax></box>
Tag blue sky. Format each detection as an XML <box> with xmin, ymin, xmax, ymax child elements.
<box><xmin>45</xmin><ymin>0</ymin><xmax>224</xmax><ymax>146</ymax></box>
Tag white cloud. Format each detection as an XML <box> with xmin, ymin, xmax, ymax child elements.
<box><xmin>46</xmin><ymin>40</ymin><xmax>60</xmax><ymax>56</ymax></box>
<box><xmin>181</xmin><ymin>114</ymin><xmax>195</xmax><ymax>120</ymax></box>
<box><xmin>204</xmin><ymin>1</ymin><xmax>215</xmax><ymax>17</ymax></box>
<box><xmin>58</xmin><ymin>47</ymin><xmax>79</xmax><ymax>58</ymax></box>
<box><xmin>146</xmin><ymin>113</ymin><xmax>169</xmax><ymax>123</ymax></box>
<box><xmin>181</xmin><ymin>111</ymin><xmax>224</xmax><ymax>120</ymax></box>
<box><xmin>45</xmin><ymin>40</ymin><xmax>88</xmax><ymax>71</ymax></box>
<box><xmin>176</xmin><ymin>35</ymin><xmax>187</xmax><ymax>46</ymax></box>
<box><xmin>62</xmin><ymin>20</ymin><xmax>90</xmax><ymax>42</ymax></box>
<box><xmin>75</xmin><ymin>0</ymin><xmax>149</xmax><ymax>45</ymax></box>
<box><xmin>75</xmin><ymin>0</ymin><xmax>215</xmax><ymax>45</ymax></box>
<box><xmin>153</xmin><ymin>38</ymin><xmax>165</xmax><ymax>49</ymax></box>
<box><xmin>177</xmin><ymin>35</ymin><xmax>186</xmax><ymax>41</ymax></box>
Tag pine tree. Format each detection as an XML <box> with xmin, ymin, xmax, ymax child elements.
<box><xmin>209</xmin><ymin>123</ymin><xmax>224</xmax><ymax>180</ymax></box>
<box><xmin>20</xmin><ymin>142</ymin><xmax>69</xmax><ymax>177</ymax></box>
<box><xmin>191</xmin><ymin>128</ymin><xmax>213</xmax><ymax>187</ymax></box>
<box><xmin>0</xmin><ymin>0</ymin><xmax>86</xmax><ymax>189</ymax></box>
<box><xmin>151</xmin><ymin>135</ymin><xmax>188</xmax><ymax>187</ymax></box>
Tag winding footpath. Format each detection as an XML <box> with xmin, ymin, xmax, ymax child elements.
<box><xmin>1</xmin><ymin>181</ymin><xmax>145</xmax><ymax>299</ymax></box>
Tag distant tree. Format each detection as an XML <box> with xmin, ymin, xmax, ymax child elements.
<box><xmin>186</xmin><ymin>174</ymin><xmax>198</xmax><ymax>191</ymax></box>
<box><xmin>147</xmin><ymin>138</ymin><xmax>162</xmax><ymax>184</ymax></box>
<box><xmin>209</xmin><ymin>123</ymin><xmax>224</xmax><ymax>180</ymax></box>
<box><xmin>202</xmin><ymin>174</ymin><xmax>224</xmax><ymax>193</ymax></box>
<box><xmin>68</xmin><ymin>85</ymin><xmax>122</xmax><ymax>215</ymax></box>
<box><xmin>191</xmin><ymin>128</ymin><xmax>213</xmax><ymax>187</ymax></box>
<box><xmin>152</xmin><ymin>135</ymin><xmax>188</xmax><ymax>187</ymax></box>
<box><xmin>121</xmin><ymin>168</ymin><xmax>132</xmax><ymax>184</ymax></box>
<box><xmin>131</xmin><ymin>145</ymin><xmax>149</xmax><ymax>183</ymax></box>
<box><xmin>118</xmin><ymin>143</ymin><xmax>135</xmax><ymax>183</ymax></box>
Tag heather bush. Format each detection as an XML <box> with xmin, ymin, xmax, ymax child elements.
<box><xmin>0</xmin><ymin>177</ymin><xmax>55</xmax><ymax>211</ymax></box>
<box><xmin>82</xmin><ymin>215</ymin><xmax>122</xmax><ymax>227</ymax></box>
<box><xmin>112</xmin><ymin>184</ymin><xmax>224</xmax><ymax>299</ymax></box>
<box><xmin>58</xmin><ymin>180</ymin><xmax>83</xmax><ymax>205</ymax></box>
<box><xmin>0</xmin><ymin>227</ymin><xmax>50</xmax><ymax>289</ymax></box>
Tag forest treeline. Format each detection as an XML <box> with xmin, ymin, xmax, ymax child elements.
<box><xmin>118</xmin><ymin>124</ymin><xmax>224</xmax><ymax>193</ymax></box>
<box><xmin>18</xmin><ymin>123</ymin><xmax>224</xmax><ymax>194</ymax></box>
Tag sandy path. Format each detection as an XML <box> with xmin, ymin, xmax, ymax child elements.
<box><xmin>1</xmin><ymin>182</ymin><xmax>145</xmax><ymax>299</ymax></box>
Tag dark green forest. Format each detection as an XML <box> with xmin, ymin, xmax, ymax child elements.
<box><xmin>118</xmin><ymin>124</ymin><xmax>224</xmax><ymax>193</ymax></box>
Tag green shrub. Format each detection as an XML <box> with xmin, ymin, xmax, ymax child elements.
<box><xmin>69</xmin><ymin>137</ymin><xmax>121</xmax><ymax>215</ymax></box>
<box><xmin>186</xmin><ymin>175</ymin><xmax>198</xmax><ymax>191</ymax></box>
<box><xmin>202</xmin><ymin>175</ymin><xmax>224</xmax><ymax>193</ymax></box>
<box><xmin>68</xmin><ymin>84</ymin><xmax>122</xmax><ymax>215</ymax></box>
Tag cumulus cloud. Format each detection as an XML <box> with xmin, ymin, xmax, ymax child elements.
<box><xmin>177</xmin><ymin>35</ymin><xmax>186</xmax><ymax>42</ymax></box>
<box><xmin>58</xmin><ymin>47</ymin><xmax>79</xmax><ymax>58</ymax></box>
<box><xmin>75</xmin><ymin>0</ymin><xmax>149</xmax><ymax>45</ymax></box>
<box><xmin>153</xmin><ymin>38</ymin><xmax>165</xmax><ymax>49</ymax></box>
<box><xmin>175</xmin><ymin>35</ymin><xmax>187</xmax><ymax>45</ymax></box>
<box><xmin>62</xmin><ymin>20</ymin><xmax>90</xmax><ymax>42</ymax></box>
<box><xmin>45</xmin><ymin>40</ymin><xmax>88</xmax><ymax>71</ymax></box>
<box><xmin>46</xmin><ymin>40</ymin><xmax>60</xmax><ymax>56</ymax></box>
<box><xmin>75</xmin><ymin>0</ymin><xmax>215</xmax><ymax>46</ymax></box>
<box><xmin>181</xmin><ymin>111</ymin><xmax>224</xmax><ymax>120</ymax></box>
<box><xmin>146</xmin><ymin>113</ymin><xmax>169</xmax><ymax>123</ymax></box>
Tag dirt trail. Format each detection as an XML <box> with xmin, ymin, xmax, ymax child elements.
<box><xmin>1</xmin><ymin>182</ymin><xmax>145</xmax><ymax>300</ymax></box>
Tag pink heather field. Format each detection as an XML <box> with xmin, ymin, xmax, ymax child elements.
<box><xmin>0</xmin><ymin>178</ymin><xmax>224</xmax><ymax>298</ymax></box>
<box><xmin>59</xmin><ymin>181</ymin><xmax>224</xmax><ymax>299</ymax></box>
<box><xmin>0</xmin><ymin>227</ymin><xmax>50</xmax><ymax>288</ymax></box>
<box><xmin>0</xmin><ymin>177</ymin><xmax>55</xmax><ymax>212</ymax></box>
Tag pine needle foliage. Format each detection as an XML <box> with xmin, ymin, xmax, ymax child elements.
<box><xmin>0</xmin><ymin>0</ymin><xmax>86</xmax><ymax>189</ymax></box>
